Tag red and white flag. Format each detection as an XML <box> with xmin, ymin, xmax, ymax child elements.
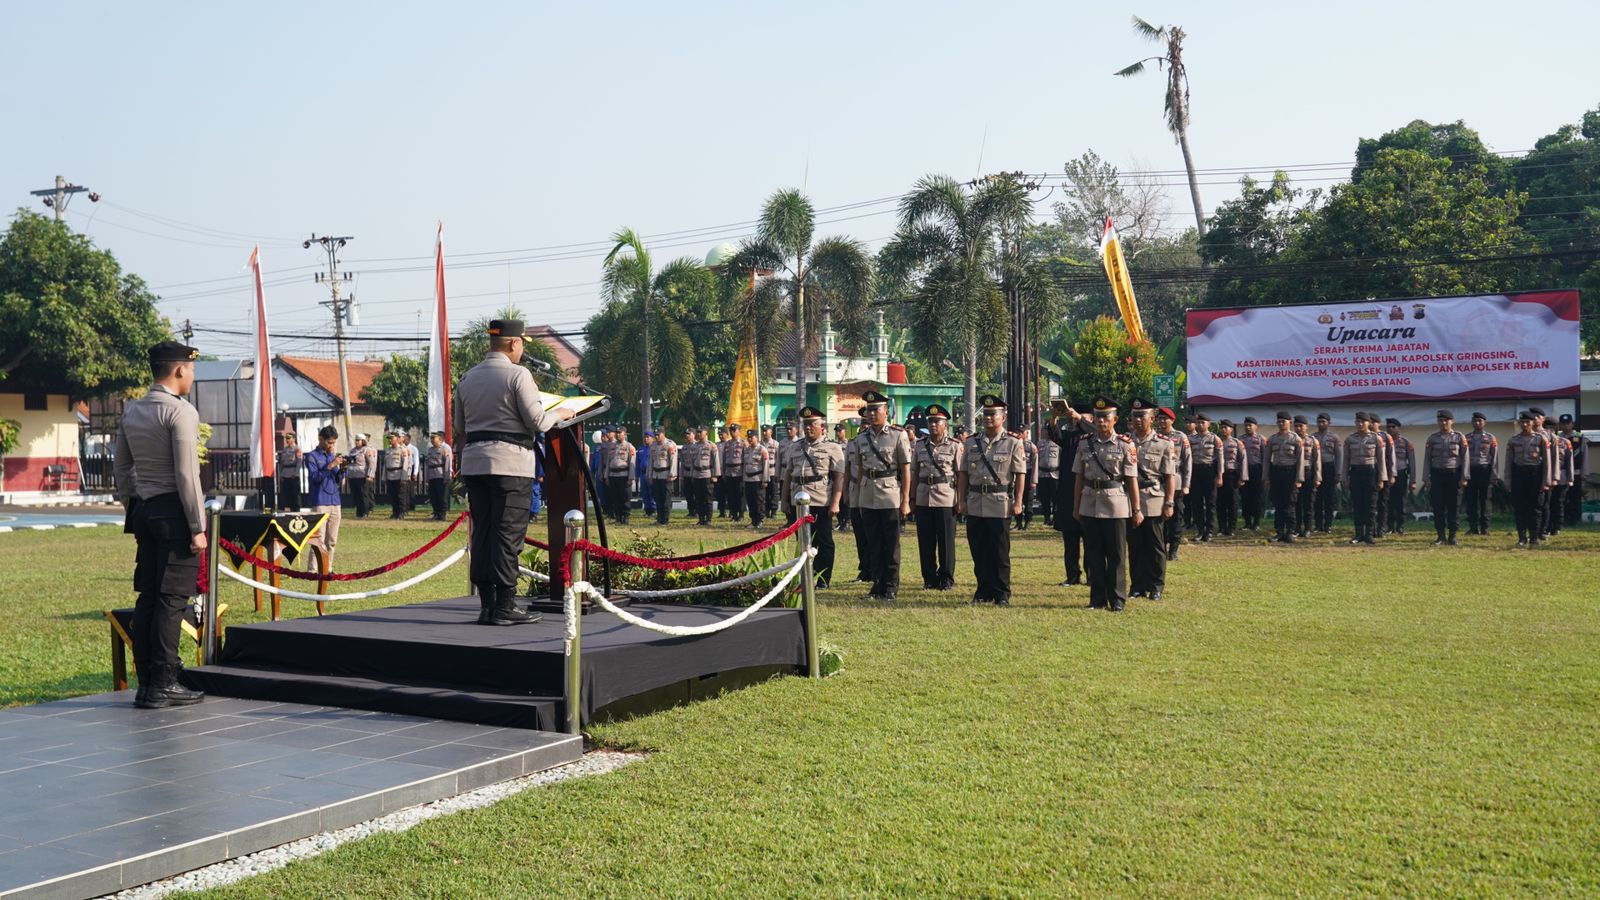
<box><xmin>247</xmin><ymin>245</ymin><xmax>275</xmax><ymax>479</ymax></box>
<box><xmin>426</xmin><ymin>222</ymin><xmax>452</xmax><ymax>440</ymax></box>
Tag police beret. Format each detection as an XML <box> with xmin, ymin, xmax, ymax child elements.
<box><xmin>643</xmin><ymin>429</ymin><xmax>654</xmax><ymax>437</ymax></box>
<box><xmin>1385</xmin><ymin>417</ymin><xmax>1401</xmax><ymax>427</ymax></box>
<box><xmin>1219</xmin><ymin>418</ymin><xmax>1235</xmax><ymax>429</ymax></box>
<box><xmin>1242</xmin><ymin>416</ymin><xmax>1257</xmax><ymax>425</ymax></box>
<box><xmin>1275</xmin><ymin>410</ymin><xmax>1291</xmax><ymax>422</ymax></box>
<box><xmin>486</xmin><ymin>318</ymin><xmax>525</xmax><ymax>338</ymax></box>
<box><xmin>1156</xmin><ymin>407</ymin><xmax>1176</xmax><ymax>420</ymax></box>
<box><xmin>1527</xmin><ymin>406</ymin><xmax>1545</xmax><ymax>417</ymax></box>
<box><xmin>147</xmin><ymin>340</ymin><xmax>199</xmax><ymax>363</ymax></box>
<box><xmin>1192</xmin><ymin>411</ymin><xmax>1210</xmax><ymax>422</ymax></box>
<box><xmin>924</xmin><ymin>403</ymin><xmax>950</xmax><ymax>420</ymax></box>
<box><xmin>860</xmin><ymin>389</ymin><xmax>890</xmax><ymax>407</ymax></box>
<box><xmin>1353</xmin><ymin>412</ymin><xmax>1368</xmax><ymax>423</ymax></box>
<box><xmin>1518</xmin><ymin>410</ymin><xmax>1535</xmax><ymax>422</ymax></box>
<box><xmin>1292</xmin><ymin>414</ymin><xmax>1308</xmax><ymax>425</ymax></box>
<box><xmin>1317</xmin><ymin>413</ymin><xmax>1331</xmax><ymax>422</ymax></box>
<box><xmin>979</xmin><ymin>394</ymin><xmax>1006</xmax><ymax>410</ymax></box>
<box><xmin>1471</xmin><ymin>411</ymin><xmax>1486</xmax><ymax>421</ymax></box>
<box><xmin>1436</xmin><ymin>409</ymin><xmax>1454</xmax><ymax>420</ymax></box>
<box><xmin>1091</xmin><ymin>396</ymin><xmax>1116</xmax><ymax>415</ymax></box>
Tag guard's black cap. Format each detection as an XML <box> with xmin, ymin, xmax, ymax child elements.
<box><xmin>1353</xmin><ymin>412</ymin><xmax>1368</xmax><ymax>423</ymax></box>
<box><xmin>1558</xmin><ymin>413</ymin><xmax>1574</xmax><ymax>425</ymax></box>
<box><xmin>1471</xmin><ymin>412</ymin><xmax>1486</xmax><ymax>421</ymax></box>
<box><xmin>925</xmin><ymin>403</ymin><xmax>950</xmax><ymax>420</ymax></box>
<box><xmin>1385</xmin><ymin>417</ymin><xmax>1401</xmax><ymax>427</ymax></box>
<box><xmin>1293</xmin><ymin>414</ymin><xmax>1308</xmax><ymax>425</ymax></box>
<box><xmin>148</xmin><ymin>340</ymin><xmax>199</xmax><ymax>364</ymax></box>
<box><xmin>1192</xmin><ymin>411</ymin><xmax>1210</xmax><ymax>422</ymax></box>
<box><xmin>1219</xmin><ymin>418</ymin><xmax>1235</xmax><ymax>429</ymax></box>
<box><xmin>1242</xmin><ymin>416</ymin><xmax>1258</xmax><ymax>425</ymax></box>
<box><xmin>1518</xmin><ymin>410</ymin><xmax>1534</xmax><ymax>422</ymax></box>
<box><xmin>1276</xmin><ymin>410</ymin><xmax>1292</xmax><ymax>422</ymax></box>
<box><xmin>1528</xmin><ymin>406</ymin><xmax>1546</xmax><ymax>417</ymax></box>
<box><xmin>1437</xmin><ymin>409</ymin><xmax>1454</xmax><ymax>420</ymax></box>
<box><xmin>861</xmin><ymin>389</ymin><xmax>890</xmax><ymax>408</ymax></box>
<box><xmin>1127</xmin><ymin>397</ymin><xmax>1155</xmax><ymax>414</ymax></box>
<box><xmin>796</xmin><ymin>405</ymin><xmax>822</xmax><ymax>421</ymax></box>
<box><xmin>1090</xmin><ymin>396</ymin><xmax>1116</xmax><ymax>416</ymax></box>
<box><xmin>979</xmin><ymin>394</ymin><xmax>1006</xmax><ymax>411</ymax></box>
<box><xmin>487</xmin><ymin>319</ymin><xmax>525</xmax><ymax>338</ymax></box>
<box><xmin>1317</xmin><ymin>413</ymin><xmax>1331</xmax><ymax>423</ymax></box>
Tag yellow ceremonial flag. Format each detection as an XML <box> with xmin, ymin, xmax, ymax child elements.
<box><xmin>727</xmin><ymin>329</ymin><xmax>759</xmax><ymax>431</ymax></box>
<box><xmin>1098</xmin><ymin>217</ymin><xmax>1146</xmax><ymax>344</ymax></box>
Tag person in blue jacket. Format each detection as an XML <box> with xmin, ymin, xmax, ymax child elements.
<box><xmin>637</xmin><ymin>431</ymin><xmax>655</xmax><ymax>515</ymax></box>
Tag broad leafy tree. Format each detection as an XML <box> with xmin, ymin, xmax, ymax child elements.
<box><xmin>0</xmin><ymin>210</ymin><xmax>169</xmax><ymax>397</ymax></box>
<box><xmin>1062</xmin><ymin>316</ymin><xmax>1160</xmax><ymax>409</ymax></box>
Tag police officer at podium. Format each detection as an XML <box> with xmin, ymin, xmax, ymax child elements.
<box><xmin>114</xmin><ymin>340</ymin><xmax>207</xmax><ymax>709</ymax></box>
<box><xmin>452</xmin><ymin>319</ymin><xmax>575</xmax><ymax>625</ymax></box>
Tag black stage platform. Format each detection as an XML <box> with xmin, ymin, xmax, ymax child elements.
<box><xmin>182</xmin><ymin>597</ymin><xmax>806</xmax><ymax>731</ymax></box>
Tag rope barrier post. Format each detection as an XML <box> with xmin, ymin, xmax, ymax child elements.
<box><xmin>793</xmin><ymin>489</ymin><xmax>820</xmax><ymax>679</ymax></box>
<box><xmin>202</xmin><ymin>498</ymin><xmax>223</xmax><ymax>665</ymax></box>
<box><xmin>563</xmin><ymin>508</ymin><xmax>585</xmax><ymax>736</ymax></box>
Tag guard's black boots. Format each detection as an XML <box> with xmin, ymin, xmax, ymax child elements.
<box><xmin>485</xmin><ymin>586</ymin><xmax>540</xmax><ymax>626</ymax></box>
<box><xmin>133</xmin><ymin>663</ymin><xmax>151</xmax><ymax>707</ymax></box>
<box><xmin>1447</xmin><ymin>530</ymin><xmax>1458</xmax><ymax>546</ymax></box>
<box><xmin>475</xmin><ymin>585</ymin><xmax>495</xmax><ymax>624</ymax></box>
<box><xmin>138</xmin><ymin>665</ymin><xmax>203</xmax><ymax>709</ymax></box>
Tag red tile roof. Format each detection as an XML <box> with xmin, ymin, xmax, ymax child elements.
<box><xmin>276</xmin><ymin>355</ymin><xmax>386</xmax><ymax>407</ymax></box>
<box><xmin>526</xmin><ymin>325</ymin><xmax>583</xmax><ymax>378</ymax></box>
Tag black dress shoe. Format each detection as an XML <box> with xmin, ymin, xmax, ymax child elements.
<box><xmin>1108</xmin><ymin>603</ymin><xmax>1125</xmax><ymax>612</ymax></box>
<box><xmin>1149</xmin><ymin>590</ymin><xmax>1163</xmax><ymax>601</ymax></box>
<box><xmin>1058</xmin><ymin>577</ymin><xmax>1081</xmax><ymax>586</ymax></box>
<box><xmin>993</xmin><ymin>597</ymin><xmax>1009</xmax><ymax>607</ymax></box>
<box><xmin>1130</xmin><ymin>590</ymin><xmax>1146</xmax><ymax>599</ymax></box>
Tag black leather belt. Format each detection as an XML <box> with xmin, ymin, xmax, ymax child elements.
<box><xmin>864</xmin><ymin>468</ymin><xmax>895</xmax><ymax>479</ymax></box>
<box><xmin>1040</xmin><ymin>468</ymin><xmax>1058</xmax><ymax>475</ymax></box>
<box><xmin>1085</xmin><ymin>478</ymin><xmax>1124</xmax><ymax>490</ymax></box>
<box><xmin>921</xmin><ymin>476</ymin><xmax>950</xmax><ymax>485</ymax></box>
<box><xmin>1349</xmin><ymin>464</ymin><xmax>1375</xmax><ymax>470</ymax></box>
<box><xmin>465</xmin><ymin>430</ymin><xmax>535</xmax><ymax>449</ymax></box>
<box><xmin>971</xmin><ymin>484</ymin><xmax>1009</xmax><ymax>494</ymax></box>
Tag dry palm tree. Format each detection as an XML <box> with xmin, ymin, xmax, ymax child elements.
<box><xmin>1116</xmin><ymin>16</ymin><xmax>1207</xmax><ymax>238</ymax></box>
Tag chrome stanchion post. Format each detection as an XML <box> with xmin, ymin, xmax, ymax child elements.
<box><xmin>793</xmin><ymin>489</ymin><xmax>819</xmax><ymax>679</ymax></box>
<box><xmin>202</xmin><ymin>498</ymin><xmax>224</xmax><ymax>665</ymax></box>
<box><xmin>562</xmin><ymin>508</ymin><xmax>585</xmax><ymax>735</ymax></box>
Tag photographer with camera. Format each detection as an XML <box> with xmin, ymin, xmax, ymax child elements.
<box><xmin>306</xmin><ymin>425</ymin><xmax>348</xmax><ymax>566</ymax></box>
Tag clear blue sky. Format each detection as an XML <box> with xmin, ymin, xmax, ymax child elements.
<box><xmin>3</xmin><ymin>0</ymin><xmax>1595</xmax><ymax>359</ymax></box>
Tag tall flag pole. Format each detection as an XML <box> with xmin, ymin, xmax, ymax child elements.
<box><xmin>247</xmin><ymin>245</ymin><xmax>276</xmax><ymax>483</ymax></box>
<box><xmin>427</xmin><ymin>222</ymin><xmax>452</xmax><ymax>442</ymax></box>
<box><xmin>1099</xmin><ymin>217</ymin><xmax>1147</xmax><ymax>344</ymax></box>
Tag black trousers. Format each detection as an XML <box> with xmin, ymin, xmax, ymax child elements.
<box><xmin>1296</xmin><ymin>480</ymin><xmax>1316</xmax><ymax>535</ymax></box>
<box><xmin>1127</xmin><ymin>511</ymin><xmax>1167</xmax><ymax>595</ymax></box>
<box><xmin>806</xmin><ymin>505</ymin><xmax>835</xmax><ymax>585</ymax></box>
<box><xmin>607</xmin><ymin>475</ymin><xmax>631</xmax><ymax>522</ymax></box>
<box><xmin>1082</xmin><ymin>515</ymin><xmax>1129</xmax><ymax>609</ymax></box>
<box><xmin>766</xmin><ymin>481</ymin><xmax>780</xmax><ymax>518</ymax></box>
<box><xmin>1015</xmin><ymin>483</ymin><xmax>1035</xmax><ymax>526</ymax></box>
<box><xmin>1534</xmin><ymin>472</ymin><xmax>1550</xmax><ymax>536</ymax></box>
<box><xmin>1511</xmin><ymin>466</ymin><xmax>1542</xmax><ymax>539</ymax></box>
<box><xmin>278</xmin><ymin>477</ymin><xmax>301</xmax><ymax>510</ymax></box>
<box><xmin>1565</xmin><ymin>480</ymin><xmax>1583</xmax><ymax>526</ymax></box>
<box><xmin>1349</xmin><ymin>466</ymin><xmax>1377</xmax><ymax>539</ymax></box>
<box><xmin>428</xmin><ymin>477</ymin><xmax>449</xmax><ymax>520</ymax></box>
<box><xmin>859</xmin><ymin>506</ymin><xmax>901</xmax><ymax>596</ymax></box>
<box><xmin>1191</xmin><ymin>464</ymin><xmax>1218</xmax><ymax>536</ymax></box>
<box><xmin>1315</xmin><ymin>464</ymin><xmax>1339</xmax><ymax>530</ymax></box>
<box><xmin>727</xmin><ymin>477</ymin><xmax>744</xmax><ymax>519</ymax></box>
<box><xmin>1430</xmin><ymin>467</ymin><xmax>1463</xmax><ymax>536</ymax></box>
<box><xmin>966</xmin><ymin>515</ymin><xmax>1011</xmax><ymax>602</ymax></box>
<box><xmin>685</xmin><ymin>478</ymin><xmax>708</xmax><ymax>523</ymax></box>
<box><xmin>1466</xmin><ymin>465</ymin><xmax>1492</xmax><ymax>532</ymax></box>
<box><xmin>387</xmin><ymin>478</ymin><xmax>409</xmax><ymax>517</ymax></box>
<box><xmin>1375</xmin><ymin>474</ymin><xmax>1390</xmax><ymax>534</ymax></box>
<box><xmin>1243</xmin><ymin>464</ymin><xmax>1264</xmax><ymax>526</ymax></box>
<box><xmin>850</xmin><ymin>506</ymin><xmax>872</xmax><ymax>580</ymax></box>
<box><xmin>1164</xmin><ymin>494</ymin><xmax>1185</xmax><ymax>552</ymax></box>
<box><xmin>131</xmin><ymin>498</ymin><xmax>197</xmax><ymax>673</ymax></box>
<box><xmin>350</xmin><ymin>477</ymin><xmax>372</xmax><ymax>518</ymax></box>
<box><xmin>652</xmin><ymin>480</ymin><xmax>673</xmax><ymax>524</ymax></box>
<box><xmin>1387</xmin><ymin>477</ymin><xmax>1410</xmax><ymax>532</ymax></box>
<box><xmin>1038</xmin><ymin>476</ymin><xmax>1056</xmax><ymax>523</ymax></box>
<box><xmin>1218</xmin><ymin>472</ymin><xmax>1241</xmax><ymax>533</ymax></box>
<box><xmin>463</xmin><ymin>474</ymin><xmax>533</xmax><ymax>593</ymax></box>
<box><xmin>1056</xmin><ymin>478</ymin><xmax>1083</xmax><ymax>581</ymax></box>
<box><xmin>1269</xmin><ymin>465</ymin><xmax>1298</xmax><ymax>536</ymax></box>
<box><xmin>915</xmin><ymin>506</ymin><xmax>956</xmax><ymax>587</ymax></box>
<box><xmin>744</xmin><ymin>482</ymin><xmax>766</xmax><ymax>528</ymax></box>
<box><xmin>1548</xmin><ymin>485</ymin><xmax>1566</xmax><ymax>535</ymax></box>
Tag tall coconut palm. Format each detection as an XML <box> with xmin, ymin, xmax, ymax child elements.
<box><xmin>597</xmin><ymin>228</ymin><xmax>700</xmax><ymax>433</ymax></box>
<box><xmin>1117</xmin><ymin>16</ymin><xmax>1207</xmax><ymax>239</ymax></box>
<box><xmin>879</xmin><ymin>175</ymin><xmax>1027</xmax><ymax>428</ymax></box>
<box><xmin>727</xmin><ymin>189</ymin><xmax>875</xmax><ymax>413</ymax></box>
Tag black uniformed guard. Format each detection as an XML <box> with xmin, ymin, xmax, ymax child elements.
<box><xmin>452</xmin><ymin>319</ymin><xmax>576</xmax><ymax>625</ymax></box>
<box><xmin>1050</xmin><ymin>402</ymin><xmax>1091</xmax><ymax>585</ymax></box>
<box><xmin>114</xmin><ymin>341</ymin><xmax>207</xmax><ymax>708</ymax></box>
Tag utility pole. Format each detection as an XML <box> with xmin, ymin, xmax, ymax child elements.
<box><xmin>304</xmin><ymin>234</ymin><xmax>357</xmax><ymax>441</ymax></box>
<box><xmin>29</xmin><ymin>176</ymin><xmax>98</xmax><ymax>221</ymax></box>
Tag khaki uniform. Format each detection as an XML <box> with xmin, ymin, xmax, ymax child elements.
<box><xmin>719</xmin><ymin>438</ymin><xmax>745</xmax><ymax>519</ymax></box>
<box><xmin>742</xmin><ymin>442</ymin><xmax>769</xmax><ymax>527</ymax></box>
<box><xmin>1314</xmin><ymin>428</ymin><xmax>1342</xmax><ymax>531</ymax></box>
<box><xmin>1342</xmin><ymin>432</ymin><xmax>1389</xmax><ymax>541</ymax></box>
<box><xmin>681</xmin><ymin>440</ymin><xmax>716</xmax><ymax>524</ymax></box>
<box><xmin>1037</xmin><ymin>439</ymin><xmax>1061</xmax><ymax>526</ymax></box>
<box><xmin>1423</xmin><ymin>430</ymin><xmax>1469</xmax><ymax>539</ymax></box>
<box><xmin>1218</xmin><ymin>435</ymin><xmax>1248</xmax><ymax>534</ymax></box>
<box><xmin>1240</xmin><ymin>431</ymin><xmax>1267</xmax><ymax>528</ymax></box>
<box><xmin>851</xmin><ymin>426</ymin><xmax>910</xmax><ymax>598</ymax></box>
<box><xmin>784</xmin><ymin>437</ymin><xmax>846</xmax><ymax>584</ymax></box>
<box><xmin>649</xmin><ymin>440</ymin><xmax>678</xmax><ymax>525</ymax></box>
<box><xmin>452</xmin><ymin>351</ymin><xmax>561</xmax><ymax>596</ymax></box>
<box><xmin>1073</xmin><ymin>433</ymin><xmax>1137</xmax><ymax>610</ymax></box>
<box><xmin>910</xmin><ymin>434</ymin><xmax>961</xmax><ymax>591</ymax></box>
<box><xmin>1129</xmin><ymin>431</ymin><xmax>1175</xmax><ymax>596</ymax></box>
<box><xmin>1189</xmin><ymin>431</ymin><xmax>1221</xmax><ymax>538</ymax></box>
<box><xmin>1506</xmin><ymin>431</ymin><xmax>1550</xmax><ymax>542</ymax></box>
<box><xmin>606</xmin><ymin>440</ymin><xmax>636</xmax><ymax>523</ymax></box>
<box><xmin>1264</xmin><ymin>431</ymin><xmax>1306</xmax><ymax>538</ymax></box>
<box><xmin>962</xmin><ymin>432</ymin><xmax>1026</xmax><ymax>603</ymax></box>
<box><xmin>1464</xmin><ymin>430</ymin><xmax>1498</xmax><ymax>534</ymax></box>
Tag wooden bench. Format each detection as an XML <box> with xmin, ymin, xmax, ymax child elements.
<box><xmin>104</xmin><ymin>604</ymin><xmax>228</xmax><ymax>691</ymax></box>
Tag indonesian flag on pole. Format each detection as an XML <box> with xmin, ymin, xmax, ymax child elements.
<box><xmin>247</xmin><ymin>245</ymin><xmax>275</xmax><ymax>479</ymax></box>
<box><xmin>426</xmin><ymin>222</ymin><xmax>452</xmax><ymax>440</ymax></box>
<box><xmin>1098</xmin><ymin>217</ymin><xmax>1147</xmax><ymax>344</ymax></box>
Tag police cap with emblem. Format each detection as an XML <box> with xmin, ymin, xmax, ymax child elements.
<box><xmin>1528</xmin><ymin>406</ymin><xmax>1545</xmax><ymax>417</ymax></box>
<box><xmin>1518</xmin><ymin>410</ymin><xmax>1535</xmax><ymax>422</ymax></box>
<box><xmin>860</xmin><ymin>389</ymin><xmax>890</xmax><ymax>409</ymax></box>
<box><xmin>486</xmin><ymin>318</ymin><xmax>525</xmax><ymax>339</ymax></box>
<box><xmin>148</xmin><ymin>340</ymin><xmax>200</xmax><ymax>364</ymax></box>
<box><xmin>1437</xmin><ymin>409</ymin><xmax>1454</xmax><ymax>420</ymax></box>
<box><xmin>1192</xmin><ymin>410</ymin><xmax>1210</xmax><ymax>422</ymax></box>
<box><xmin>798</xmin><ymin>405</ymin><xmax>825</xmax><ymax>422</ymax></box>
<box><xmin>1090</xmin><ymin>396</ymin><xmax>1117</xmax><ymax>417</ymax></box>
<box><xmin>978</xmin><ymin>394</ymin><xmax>1006</xmax><ymax>414</ymax></box>
<box><xmin>1559</xmin><ymin>413</ymin><xmax>1574</xmax><ymax>425</ymax></box>
<box><xmin>924</xmin><ymin>403</ymin><xmax>950</xmax><ymax>420</ymax></box>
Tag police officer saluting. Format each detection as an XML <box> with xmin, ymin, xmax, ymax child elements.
<box><xmin>1072</xmin><ymin>397</ymin><xmax>1140</xmax><ymax>611</ymax></box>
<box><xmin>1126</xmin><ymin>399</ymin><xmax>1176</xmax><ymax>601</ymax></box>
<box><xmin>452</xmin><ymin>319</ymin><xmax>575</xmax><ymax>625</ymax></box>
<box><xmin>958</xmin><ymin>395</ymin><xmax>1026</xmax><ymax>605</ymax></box>
<box><xmin>911</xmin><ymin>403</ymin><xmax>961</xmax><ymax>590</ymax></box>
<box><xmin>114</xmin><ymin>341</ymin><xmax>207</xmax><ymax>708</ymax></box>
<box><xmin>850</xmin><ymin>390</ymin><xmax>912</xmax><ymax>601</ymax></box>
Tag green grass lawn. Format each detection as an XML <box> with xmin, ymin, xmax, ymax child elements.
<box><xmin>3</xmin><ymin>510</ymin><xmax>1599</xmax><ymax>896</ymax></box>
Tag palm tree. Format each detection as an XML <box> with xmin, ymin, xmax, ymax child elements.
<box><xmin>597</xmin><ymin>228</ymin><xmax>700</xmax><ymax>433</ymax></box>
<box><xmin>879</xmin><ymin>175</ymin><xmax>1027</xmax><ymax>428</ymax></box>
<box><xmin>1116</xmin><ymin>16</ymin><xmax>1207</xmax><ymax>239</ymax></box>
<box><xmin>727</xmin><ymin>189</ymin><xmax>875</xmax><ymax>413</ymax></box>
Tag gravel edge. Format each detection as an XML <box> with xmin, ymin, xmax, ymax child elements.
<box><xmin>102</xmin><ymin>749</ymin><xmax>644</xmax><ymax>899</ymax></box>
